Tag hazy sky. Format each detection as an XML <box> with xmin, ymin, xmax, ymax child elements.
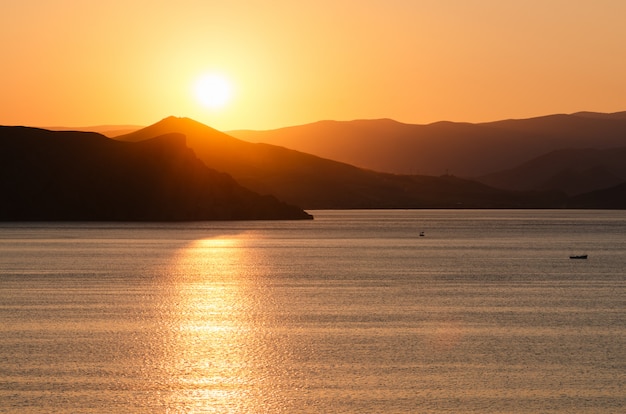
<box><xmin>2</xmin><ymin>0</ymin><xmax>625</xmax><ymax>130</ymax></box>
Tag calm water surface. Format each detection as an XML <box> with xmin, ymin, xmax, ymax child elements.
<box><xmin>1</xmin><ymin>210</ymin><xmax>625</xmax><ymax>413</ymax></box>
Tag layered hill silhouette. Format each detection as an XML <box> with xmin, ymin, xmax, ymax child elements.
<box><xmin>0</xmin><ymin>126</ymin><xmax>312</xmax><ymax>221</ymax></box>
<box><xmin>5</xmin><ymin>114</ymin><xmax>623</xmax><ymax>217</ymax></box>
<box><xmin>115</xmin><ymin>117</ymin><xmax>572</xmax><ymax>209</ymax></box>
<box><xmin>229</xmin><ymin>112</ymin><xmax>626</xmax><ymax>194</ymax></box>
<box><xmin>476</xmin><ymin>147</ymin><xmax>626</xmax><ymax>195</ymax></box>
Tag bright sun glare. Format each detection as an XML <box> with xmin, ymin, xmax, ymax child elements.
<box><xmin>194</xmin><ymin>74</ymin><xmax>232</xmax><ymax>109</ymax></box>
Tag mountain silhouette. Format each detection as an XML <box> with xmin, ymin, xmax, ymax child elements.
<box><xmin>476</xmin><ymin>147</ymin><xmax>626</xmax><ymax>195</ymax></box>
<box><xmin>0</xmin><ymin>126</ymin><xmax>312</xmax><ymax>220</ymax></box>
<box><xmin>115</xmin><ymin>117</ymin><xmax>568</xmax><ymax>209</ymax></box>
<box><xmin>229</xmin><ymin>112</ymin><xmax>626</xmax><ymax>180</ymax></box>
<box><xmin>567</xmin><ymin>182</ymin><xmax>626</xmax><ymax>209</ymax></box>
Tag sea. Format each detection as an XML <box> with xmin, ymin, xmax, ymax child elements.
<box><xmin>1</xmin><ymin>210</ymin><xmax>625</xmax><ymax>413</ymax></box>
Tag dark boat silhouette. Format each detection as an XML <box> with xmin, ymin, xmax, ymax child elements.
<box><xmin>569</xmin><ymin>254</ymin><xmax>588</xmax><ymax>259</ymax></box>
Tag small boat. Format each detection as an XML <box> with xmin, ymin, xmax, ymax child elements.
<box><xmin>419</xmin><ymin>231</ymin><xmax>425</xmax><ymax>237</ymax></box>
<box><xmin>569</xmin><ymin>254</ymin><xmax>588</xmax><ymax>259</ymax></box>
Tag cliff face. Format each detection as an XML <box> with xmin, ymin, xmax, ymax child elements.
<box><xmin>0</xmin><ymin>126</ymin><xmax>312</xmax><ymax>221</ymax></box>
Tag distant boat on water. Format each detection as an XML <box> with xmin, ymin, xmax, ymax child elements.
<box><xmin>569</xmin><ymin>254</ymin><xmax>588</xmax><ymax>259</ymax></box>
<box><xmin>419</xmin><ymin>231</ymin><xmax>425</xmax><ymax>237</ymax></box>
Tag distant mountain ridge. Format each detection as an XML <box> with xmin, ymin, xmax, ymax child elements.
<box><xmin>0</xmin><ymin>126</ymin><xmax>311</xmax><ymax>220</ymax></box>
<box><xmin>229</xmin><ymin>111</ymin><xmax>626</xmax><ymax>176</ymax></box>
<box><xmin>50</xmin><ymin>111</ymin><xmax>626</xmax><ymax>193</ymax></box>
<box><xmin>115</xmin><ymin>117</ymin><xmax>618</xmax><ymax>209</ymax></box>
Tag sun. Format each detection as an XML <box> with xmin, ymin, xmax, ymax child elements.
<box><xmin>194</xmin><ymin>74</ymin><xmax>233</xmax><ymax>109</ymax></box>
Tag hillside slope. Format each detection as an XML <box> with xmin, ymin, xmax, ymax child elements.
<box><xmin>476</xmin><ymin>147</ymin><xmax>626</xmax><ymax>195</ymax></box>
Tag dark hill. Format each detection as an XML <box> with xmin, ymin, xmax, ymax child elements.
<box><xmin>0</xmin><ymin>126</ymin><xmax>312</xmax><ymax>221</ymax></box>
<box><xmin>476</xmin><ymin>147</ymin><xmax>626</xmax><ymax>195</ymax></box>
<box><xmin>115</xmin><ymin>117</ymin><xmax>568</xmax><ymax>209</ymax></box>
<box><xmin>567</xmin><ymin>182</ymin><xmax>626</xmax><ymax>209</ymax></box>
<box><xmin>229</xmin><ymin>112</ymin><xmax>626</xmax><ymax>178</ymax></box>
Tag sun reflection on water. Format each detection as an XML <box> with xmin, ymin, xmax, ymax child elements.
<box><xmin>156</xmin><ymin>236</ymin><xmax>264</xmax><ymax>412</ymax></box>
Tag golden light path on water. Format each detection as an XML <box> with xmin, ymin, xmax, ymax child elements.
<box><xmin>160</xmin><ymin>236</ymin><xmax>255</xmax><ymax>412</ymax></box>
<box><xmin>150</xmin><ymin>234</ymin><xmax>474</xmax><ymax>412</ymax></box>
<box><xmin>153</xmin><ymin>235</ymin><xmax>298</xmax><ymax>413</ymax></box>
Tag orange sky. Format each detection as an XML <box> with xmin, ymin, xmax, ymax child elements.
<box><xmin>2</xmin><ymin>0</ymin><xmax>625</xmax><ymax>131</ymax></box>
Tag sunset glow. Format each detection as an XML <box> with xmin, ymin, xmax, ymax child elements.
<box><xmin>1</xmin><ymin>1</ymin><xmax>625</xmax><ymax>130</ymax></box>
<box><xmin>194</xmin><ymin>74</ymin><xmax>233</xmax><ymax>110</ymax></box>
